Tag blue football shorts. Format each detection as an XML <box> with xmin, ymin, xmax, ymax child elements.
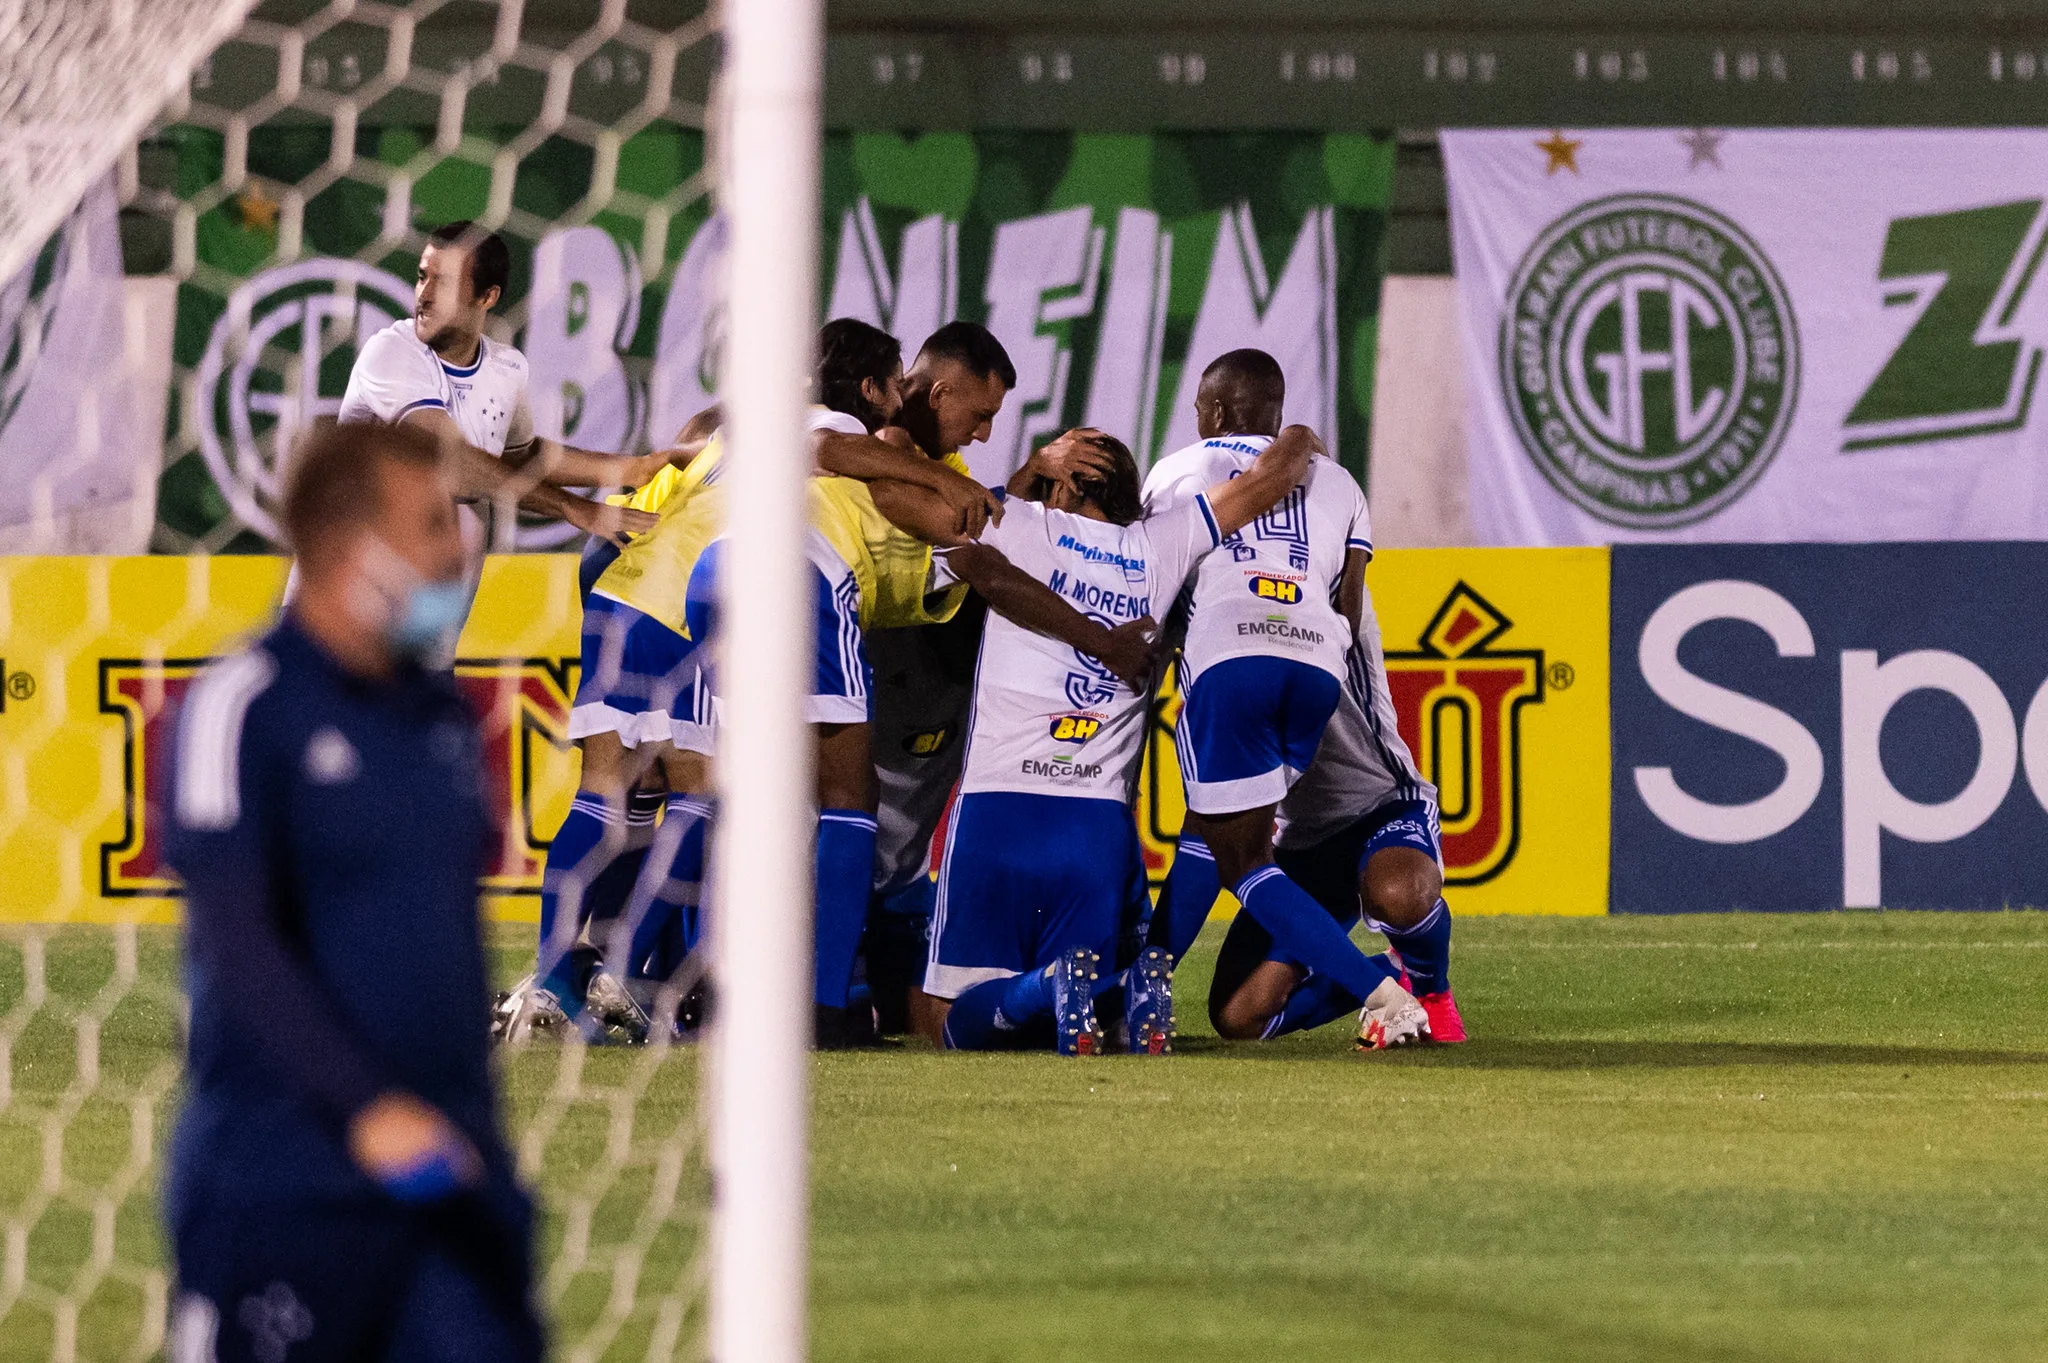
<box><xmin>1266</xmin><ymin>797</ymin><xmax>1443</xmax><ymax>954</ymax></box>
<box><xmin>684</xmin><ymin>533</ymin><xmax>871</xmax><ymax>727</ymax></box>
<box><xmin>1174</xmin><ymin>655</ymin><xmax>1342</xmax><ymax>815</ymax></box>
<box><xmin>923</xmin><ymin>791</ymin><xmax>1147</xmax><ymax>1000</ymax></box>
<box><xmin>567</xmin><ymin>592</ymin><xmax>709</xmax><ymax>753</ymax></box>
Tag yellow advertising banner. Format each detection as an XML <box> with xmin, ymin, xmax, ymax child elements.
<box><xmin>0</xmin><ymin>555</ymin><xmax>583</xmax><ymax>924</ymax></box>
<box><xmin>1</xmin><ymin>547</ymin><xmax>1607</xmax><ymax>924</ymax></box>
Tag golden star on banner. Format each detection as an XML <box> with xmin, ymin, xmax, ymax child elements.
<box><xmin>236</xmin><ymin>185</ymin><xmax>281</xmax><ymax>234</ymax></box>
<box><xmin>1535</xmin><ymin>130</ymin><xmax>1582</xmax><ymax>176</ymax></box>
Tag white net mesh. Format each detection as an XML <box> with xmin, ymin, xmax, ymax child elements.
<box><xmin>0</xmin><ymin>0</ymin><xmax>260</xmax><ymax>287</ymax></box>
<box><xmin>0</xmin><ymin>1</ymin><xmax>725</xmax><ymax>1358</ymax></box>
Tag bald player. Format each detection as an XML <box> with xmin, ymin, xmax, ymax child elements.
<box><xmin>1141</xmin><ymin>349</ymin><xmax>1435</xmax><ymax>1051</ymax></box>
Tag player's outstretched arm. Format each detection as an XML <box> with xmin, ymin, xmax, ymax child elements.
<box><xmin>1337</xmin><ymin>546</ymin><xmax>1370</xmax><ymax>642</ymax></box>
<box><xmin>402</xmin><ymin>406</ymin><xmax>656</xmax><ymax>545</ymax></box>
<box><xmin>864</xmin><ymin>479</ymin><xmax>1154</xmax><ymax>689</ymax></box>
<box><xmin>505</xmin><ymin>435</ymin><xmax>679</xmax><ymax>491</ymax></box>
<box><xmin>943</xmin><ymin>541</ymin><xmax>1158</xmax><ymax>692</ymax></box>
<box><xmin>1204</xmin><ymin>423</ymin><xmax>1320</xmax><ymax>537</ymax></box>
<box><xmin>815</xmin><ymin>429</ymin><xmax>1004</xmax><ymax>539</ymax></box>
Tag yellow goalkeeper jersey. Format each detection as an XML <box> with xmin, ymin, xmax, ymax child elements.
<box><xmin>609</xmin><ymin>437</ymin><xmax>721</xmax><ymax>516</ymax></box>
<box><xmin>593</xmin><ymin>428</ymin><xmax>971</xmax><ymax>638</ymax></box>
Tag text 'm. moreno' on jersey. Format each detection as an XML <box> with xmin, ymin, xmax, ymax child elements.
<box><xmin>941</xmin><ymin>493</ymin><xmax>1220</xmax><ymax>804</ymax></box>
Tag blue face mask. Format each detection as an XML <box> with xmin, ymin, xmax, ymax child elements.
<box><xmin>386</xmin><ymin>578</ymin><xmax>470</xmax><ymax>660</ymax></box>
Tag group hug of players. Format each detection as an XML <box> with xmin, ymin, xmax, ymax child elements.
<box><xmin>344</xmin><ymin>224</ymin><xmax>1464</xmax><ymax>1057</ymax></box>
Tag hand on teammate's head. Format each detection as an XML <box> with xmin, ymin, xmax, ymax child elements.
<box><xmin>1032</xmin><ymin>428</ymin><xmax>1120</xmax><ymax>491</ymax></box>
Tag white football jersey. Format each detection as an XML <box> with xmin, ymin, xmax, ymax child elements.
<box><xmin>339</xmin><ymin>319</ymin><xmax>533</xmax><ymax>457</ymax></box>
<box><xmin>1275</xmin><ymin>584</ymin><xmax>1435</xmax><ymax>850</ymax></box>
<box><xmin>1142</xmin><ymin>434</ymin><xmax>1371</xmax><ymax>686</ymax></box>
<box><xmin>945</xmin><ymin>494</ymin><xmax>1221</xmax><ymax>802</ymax></box>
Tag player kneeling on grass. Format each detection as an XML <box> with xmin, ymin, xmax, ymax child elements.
<box><xmin>1205</xmin><ymin>679</ymin><xmax>1465</xmax><ymax>1046</ymax></box>
<box><xmin>1143</xmin><ymin>349</ymin><xmax>1440</xmax><ymax>1051</ymax></box>
<box><xmin>167</xmin><ymin>422</ymin><xmax>541</xmax><ymax>1362</ymax></box>
<box><xmin>922</xmin><ymin>425</ymin><xmax>1319</xmax><ymax>1055</ymax></box>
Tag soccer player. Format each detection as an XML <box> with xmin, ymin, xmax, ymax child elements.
<box><xmin>680</xmin><ymin>320</ymin><xmax>1159</xmax><ymax>1045</ymax></box>
<box><xmin>1205</xmin><ymin>652</ymin><xmax>1467</xmax><ymax>1044</ymax></box>
<box><xmin>338</xmin><ymin>221</ymin><xmax>670</xmax><ymax>620</ymax></box>
<box><xmin>924</xmin><ymin>425</ymin><xmax>1320</xmax><ymax>1055</ymax></box>
<box><xmin>862</xmin><ymin>324</ymin><xmax>1145</xmax><ymax>1038</ymax></box>
<box><xmin>523</xmin><ymin>320</ymin><xmax>1141</xmax><ymax>1045</ymax></box>
<box><xmin>166</xmin><ymin>421</ymin><xmax>541</xmax><ymax>1362</ymax></box>
<box><xmin>1142</xmin><ymin>348</ymin><xmax>1433</xmax><ymax>1050</ymax></box>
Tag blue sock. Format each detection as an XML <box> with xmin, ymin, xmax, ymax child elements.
<box><xmin>1378</xmin><ymin>898</ymin><xmax>1453</xmax><ymax>997</ymax></box>
<box><xmin>1266</xmin><ymin>971</ymin><xmax>1364</xmax><ymax>1039</ymax></box>
<box><xmin>1233</xmin><ymin>865</ymin><xmax>1398</xmax><ymax>1006</ymax></box>
<box><xmin>1000</xmin><ymin>964</ymin><xmax>1053</xmax><ymax>1021</ymax></box>
<box><xmin>540</xmin><ymin>794</ymin><xmax>625</xmax><ymax>999</ymax></box>
<box><xmin>814</xmin><ymin>810</ymin><xmax>878</xmax><ymax>1009</ymax></box>
<box><xmin>1153</xmin><ymin>835</ymin><xmax>1221</xmax><ymax>961</ymax></box>
<box><xmin>612</xmin><ymin>794</ymin><xmax>712</xmax><ymax>982</ymax></box>
<box><xmin>941</xmin><ymin>977</ymin><xmax>1035</xmax><ymax>1051</ymax></box>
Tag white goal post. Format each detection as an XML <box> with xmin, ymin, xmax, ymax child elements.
<box><xmin>708</xmin><ymin>2</ymin><xmax>824</xmax><ymax>1362</ymax></box>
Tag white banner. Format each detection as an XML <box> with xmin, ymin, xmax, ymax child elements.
<box><xmin>1445</xmin><ymin>129</ymin><xmax>2048</xmax><ymax>544</ymax></box>
<box><xmin>0</xmin><ymin>178</ymin><xmax>171</xmax><ymax>552</ymax></box>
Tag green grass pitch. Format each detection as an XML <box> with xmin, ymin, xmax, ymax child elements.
<box><xmin>3</xmin><ymin>912</ymin><xmax>2047</xmax><ymax>1361</ymax></box>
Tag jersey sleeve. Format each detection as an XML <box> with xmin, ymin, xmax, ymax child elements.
<box><xmin>808</xmin><ymin>408</ymin><xmax>870</xmax><ymax>437</ymax></box>
<box><xmin>339</xmin><ymin>327</ymin><xmax>445</xmax><ymax>424</ymax></box>
<box><xmin>931</xmin><ymin>495</ymin><xmax>1047</xmax><ymax>589</ymax></box>
<box><xmin>1345</xmin><ymin>472</ymin><xmax>1374</xmax><ymax>559</ymax></box>
<box><xmin>1143</xmin><ymin>492</ymin><xmax>1224</xmax><ymax>600</ymax></box>
<box><xmin>504</xmin><ymin>380</ymin><xmax>535</xmax><ymax>451</ymax></box>
<box><xmin>167</xmin><ymin>656</ymin><xmax>390</xmax><ymax>1123</ymax></box>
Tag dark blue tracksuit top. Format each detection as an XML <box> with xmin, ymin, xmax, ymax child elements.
<box><xmin>163</xmin><ymin>617</ymin><xmax>513</xmax><ymax>1214</ymax></box>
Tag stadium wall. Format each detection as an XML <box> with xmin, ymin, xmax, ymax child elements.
<box><xmin>13</xmin><ymin>542</ymin><xmax>2048</xmax><ymax>921</ymax></box>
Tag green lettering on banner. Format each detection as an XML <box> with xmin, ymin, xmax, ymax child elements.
<box><xmin>157</xmin><ymin>126</ymin><xmax>1392</xmax><ymax>550</ymax></box>
<box><xmin>1842</xmin><ymin>199</ymin><xmax>2047</xmax><ymax>451</ymax></box>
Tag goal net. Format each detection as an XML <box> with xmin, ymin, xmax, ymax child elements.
<box><xmin>0</xmin><ymin>1</ymin><xmax>823</xmax><ymax>1359</ymax></box>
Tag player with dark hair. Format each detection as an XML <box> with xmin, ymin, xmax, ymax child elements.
<box><xmin>166</xmin><ymin>421</ymin><xmax>541</xmax><ymax>1361</ymax></box>
<box><xmin>674</xmin><ymin>320</ymin><xmax>1157</xmax><ymax>1044</ymax></box>
<box><xmin>858</xmin><ymin>323</ymin><xmax>1143</xmax><ymax>1038</ymax></box>
<box><xmin>1142</xmin><ymin>348</ymin><xmax>1444</xmax><ymax>1051</ymax></box>
<box><xmin>923</xmin><ymin>425</ymin><xmax>1320</xmax><ymax>1054</ymax></box>
<box><xmin>338</xmin><ymin>220</ymin><xmax>677</xmax><ymax>637</ymax></box>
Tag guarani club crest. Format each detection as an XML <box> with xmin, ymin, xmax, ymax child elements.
<box><xmin>98</xmin><ymin>657</ymin><xmax>578</xmax><ymax>899</ymax></box>
<box><xmin>1382</xmin><ymin>584</ymin><xmax>1544</xmax><ymax>885</ymax></box>
<box><xmin>1500</xmin><ymin>194</ymin><xmax>1800</xmax><ymax>529</ymax></box>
